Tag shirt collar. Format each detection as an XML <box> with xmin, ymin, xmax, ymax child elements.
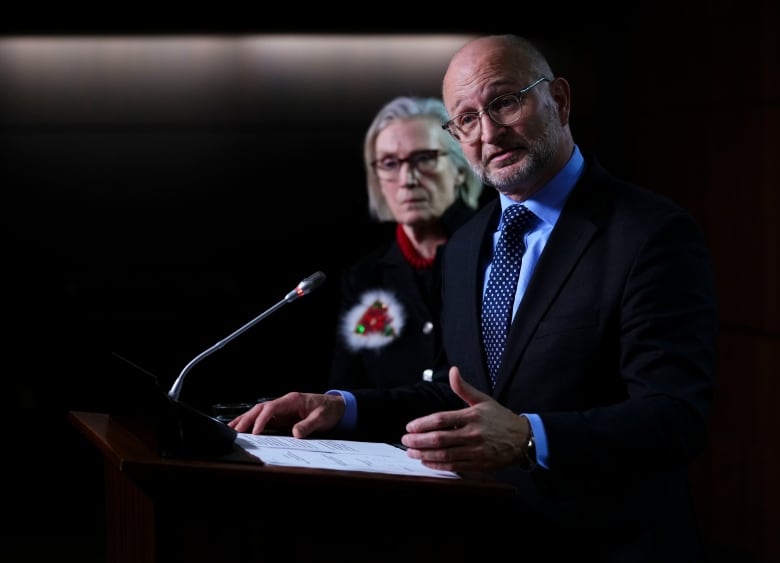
<box><xmin>496</xmin><ymin>144</ymin><xmax>584</xmax><ymax>229</ymax></box>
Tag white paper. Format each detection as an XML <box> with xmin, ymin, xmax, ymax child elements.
<box><xmin>234</xmin><ymin>433</ymin><xmax>459</xmax><ymax>479</ymax></box>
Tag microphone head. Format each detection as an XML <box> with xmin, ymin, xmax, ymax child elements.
<box><xmin>299</xmin><ymin>271</ymin><xmax>326</xmax><ymax>295</ymax></box>
<box><xmin>285</xmin><ymin>271</ymin><xmax>326</xmax><ymax>302</ymax></box>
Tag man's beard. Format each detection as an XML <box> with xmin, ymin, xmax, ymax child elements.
<box><xmin>477</xmin><ymin>119</ymin><xmax>563</xmax><ymax>193</ymax></box>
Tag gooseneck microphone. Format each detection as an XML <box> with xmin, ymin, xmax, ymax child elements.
<box><xmin>167</xmin><ymin>271</ymin><xmax>326</xmax><ymax>401</ymax></box>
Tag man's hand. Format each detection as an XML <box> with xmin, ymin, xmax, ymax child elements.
<box><xmin>401</xmin><ymin>366</ymin><xmax>530</xmax><ymax>472</ymax></box>
<box><xmin>227</xmin><ymin>392</ymin><xmax>345</xmax><ymax>438</ymax></box>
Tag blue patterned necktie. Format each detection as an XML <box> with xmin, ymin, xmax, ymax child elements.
<box><xmin>481</xmin><ymin>204</ymin><xmax>535</xmax><ymax>388</ymax></box>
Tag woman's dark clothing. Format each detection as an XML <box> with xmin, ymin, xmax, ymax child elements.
<box><xmin>329</xmin><ymin>200</ymin><xmax>476</xmax><ymax>390</ymax></box>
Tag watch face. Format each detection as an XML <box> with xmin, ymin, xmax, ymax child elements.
<box><xmin>520</xmin><ymin>415</ymin><xmax>536</xmax><ymax>470</ymax></box>
<box><xmin>520</xmin><ymin>435</ymin><xmax>536</xmax><ymax>471</ymax></box>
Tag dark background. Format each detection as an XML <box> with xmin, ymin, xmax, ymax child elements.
<box><xmin>3</xmin><ymin>3</ymin><xmax>779</xmax><ymax>562</ymax></box>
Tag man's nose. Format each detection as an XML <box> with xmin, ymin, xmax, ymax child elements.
<box><xmin>479</xmin><ymin>111</ymin><xmax>504</xmax><ymax>142</ymax></box>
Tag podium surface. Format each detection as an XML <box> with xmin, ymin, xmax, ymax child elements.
<box><xmin>69</xmin><ymin>410</ymin><xmax>516</xmax><ymax>562</ymax></box>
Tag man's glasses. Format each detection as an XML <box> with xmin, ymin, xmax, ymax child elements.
<box><xmin>441</xmin><ymin>77</ymin><xmax>551</xmax><ymax>143</ymax></box>
<box><xmin>371</xmin><ymin>149</ymin><xmax>449</xmax><ymax>181</ymax></box>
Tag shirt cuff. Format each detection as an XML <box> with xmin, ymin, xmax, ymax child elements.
<box><xmin>523</xmin><ymin>413</ymin><xmax>549</xmax><ymax>469</ymax></box>
<box><xmin>325</xmin><ymin>389</ymin><xmax>357</xmax><ymax>431</ymax></box>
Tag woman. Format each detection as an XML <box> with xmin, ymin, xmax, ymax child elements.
<box><xmin>329</xmin><ymin>96</ymin><xmax>483</xmax><ymax>389</ymax></box>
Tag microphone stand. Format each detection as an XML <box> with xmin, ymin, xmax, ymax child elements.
<box><xmin>159</xmin><ymin>272</ymin><xmax>326</xmax><ymax>459</ymax></box>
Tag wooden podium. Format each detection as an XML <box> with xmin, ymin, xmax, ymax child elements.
<box><xmin>69</xmin><ymin>410</ymin><xmax>516</xmax><ymax>563</ymax></box>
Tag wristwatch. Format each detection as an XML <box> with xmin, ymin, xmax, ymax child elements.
<box><xmin>519</xmin><ymin>415</ymin><xmax>537</xmax><ymax>471</ymax></box>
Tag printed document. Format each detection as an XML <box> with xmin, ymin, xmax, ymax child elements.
<box><xmin>235</xmin><ymin>433</ymin><xmax>459</xmax><ymax>479</ymax></box>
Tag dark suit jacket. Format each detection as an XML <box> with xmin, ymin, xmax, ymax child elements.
<box><xmin>350</xmin><ymin>156</ymin><xmax>718</xmax><ymax>561</ymax></box>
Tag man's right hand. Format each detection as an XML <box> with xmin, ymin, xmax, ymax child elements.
<box><xmin>227</xmin><ymin>392</ymin><xmax>345</xmax><ymax>438</ymax></box>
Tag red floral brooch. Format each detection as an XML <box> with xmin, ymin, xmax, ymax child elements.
<box><xmin>340</xmin><ymin>289</ymin><xmax>406</xmax><ymax>351</ymax></box>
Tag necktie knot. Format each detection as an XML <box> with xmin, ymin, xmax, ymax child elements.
<box><xmin>501</xmin><ymin>204</ymin><xmax>535</xmax><ymax>235</ymax></box>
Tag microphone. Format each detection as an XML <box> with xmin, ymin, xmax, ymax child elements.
<box><xmin>167</xmin><ymin>271</ymin><xmax>326</xmax><ymax>402</ymax></box>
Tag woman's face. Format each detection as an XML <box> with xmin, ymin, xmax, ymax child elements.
<box><xmin>373</xmin><ymin>117</ymin><xmax>463</xmax><ymax>227</ymax></box>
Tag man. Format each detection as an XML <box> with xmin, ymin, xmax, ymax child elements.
<box><xmin>231</xmin><ymin>34</ymin><xmax>717</xmax><ymax>561</ymax></box>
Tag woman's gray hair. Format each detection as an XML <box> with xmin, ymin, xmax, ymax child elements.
<box><xmin>363</xmin><ymin>96</ymin><xmax>483</xmax><ymax>222</ymax></box>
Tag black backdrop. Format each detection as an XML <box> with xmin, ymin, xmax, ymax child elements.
<box><xmin>1</xmin><ymin>36</ymin><xmax>467</xmax><ymax>418</ymax></box>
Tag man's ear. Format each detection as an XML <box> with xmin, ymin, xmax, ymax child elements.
<box><xmin>550</xmin><ymin>77</ymin><xmax>571</xmax><ymax>126</ymax></box>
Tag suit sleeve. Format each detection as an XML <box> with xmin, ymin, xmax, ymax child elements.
<box><xmin>541</xmin><ymin>208</ymin><xmax>718</xmax><ymax>474</ymax></box>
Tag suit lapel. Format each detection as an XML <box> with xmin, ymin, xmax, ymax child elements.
<box><xmin>493</xmin><ymin>175</ymin><xmax>610</xmax><ymax>396</ymax></box>
<box><xmin>451</xmin><ymin>201</ymin><xmax>500</xmax><ymax>394</ymax></box>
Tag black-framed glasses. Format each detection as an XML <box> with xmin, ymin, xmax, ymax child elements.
<box><xmin>371</xmin><ymin>149</ymin><xmax>449</xmax><ymax>181</ymax></box>
<box><xmin>441</xmin><ymin>77</ymin><xmax>551</xmax><ymax>143</ymax></box>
